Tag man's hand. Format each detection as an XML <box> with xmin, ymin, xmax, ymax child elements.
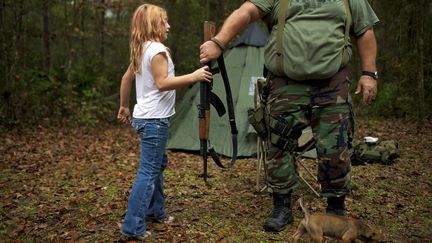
<box><xmin>117</xmin><ymin>106</ymin><xmax>131</xmax><ymax>124</ymax></box>
<box><xmin>199</xmin><ymin>40</ymin><xmax>223</xmax><ymax>64</ymax></box>
<box><xmin>199</xmin><ymin>1</ymin><xmax>263</xmax><ymax>65</ymax></box>
<box><xmin>355</xmin><ymin>76</ymin><xmax>377</xmax><ymax>104</ymax></box>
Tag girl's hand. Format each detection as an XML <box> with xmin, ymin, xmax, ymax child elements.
<box><xmin>193</xmin><ymin>66</ymin><xmax>212</xmax><ymax>83</ymax></box>
<box><xmin>117</xmin><ymin>106</ymin><xmax>131</xmax><ymax>124</ymax></box>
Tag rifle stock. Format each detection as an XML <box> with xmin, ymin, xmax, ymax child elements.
<box><xmin>198</xmin><ymin>109</ymin><xmax>210</xmax><ymax>140</ymax></box>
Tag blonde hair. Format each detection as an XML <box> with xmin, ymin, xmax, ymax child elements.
<box><xmin>129</xmin><ymin>4</ymin><xmax>167</xmax><ymax>74</ymax></box>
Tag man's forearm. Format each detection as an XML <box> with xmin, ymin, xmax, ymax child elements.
<box><xmin>356</xmin><ymin>28</ymin><xmax>377</xmax><ymax>72</ymax></box>
<box><xmin>214</xmin><ymin>2</ymin><xmax>263</xmax><ymax>47</ymax></box>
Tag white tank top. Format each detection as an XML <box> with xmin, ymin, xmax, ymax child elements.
<box><xmin>133</xmin><ymin>41</ymin><xmax>176</xmax><ymax>119</ymax></box>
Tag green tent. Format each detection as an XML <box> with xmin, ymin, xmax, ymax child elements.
<box><xmin>167</xmin><ymin>23</ymin><xmax>267</xmax><ymax>157</ymax></box>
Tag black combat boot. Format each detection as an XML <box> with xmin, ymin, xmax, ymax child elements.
<box><xmin>263</xmin><ymin>192</ymin><xmax>293</xmax><ymax>232</ymax></box>
<box><xmin>326</xmin><ymin>195</ymin><xmax>346</xmax><ymax>216</ymax></box>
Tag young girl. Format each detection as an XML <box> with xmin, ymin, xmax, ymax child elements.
<box><xmin>117</xmin><ymin>3</ymin><xmax>212</xmax><ymax>240</ymax></box>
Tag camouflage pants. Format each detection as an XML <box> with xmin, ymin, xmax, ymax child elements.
<box><xmin>265</xmin><ymin>68</ymin><xmax>353</xmax><ymax>197</ymax></box>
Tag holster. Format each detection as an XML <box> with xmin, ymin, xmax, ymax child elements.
<box><xmin>248</xmin><ymin>78</ymin><xmax>270</xmax><ymax>139</ymax></box>
<box><xmin>248</xmin><ymin>77</ymin><xmax>300</xmax><ymax>151</ymax></box>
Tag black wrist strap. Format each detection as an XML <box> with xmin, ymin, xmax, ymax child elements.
<box><xmin>362</xmin><ymin>71</ymin><xmax>377</xmax><ymax>79</ymax></box>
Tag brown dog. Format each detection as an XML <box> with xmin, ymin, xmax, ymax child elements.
<box><xmin>292</xmin><ymin>198</ymin><xmax>385</xmax><ymax>243</ymax></box>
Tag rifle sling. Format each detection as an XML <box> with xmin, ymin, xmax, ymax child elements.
<box><xmin>207</xmin><ymin>55</ymin><xmax>238</xmax><ymax>169</ymax></box>
<box><xmin>209</xmin><ymin>92</ymin><xmax>226</xmax><ymax>117</ymax></box>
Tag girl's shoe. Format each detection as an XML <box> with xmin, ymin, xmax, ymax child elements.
<box><xmin>155</xmin><ymin>215</ymin><xmax>174</xmax><ymax>224</ymax></box>
<box><xmin>118</xmin><ymin>222</ymin><xmax>152</xmax><ymax>241</ymax></box>
<box><xmin>126</xmin><ymin>231</ymin><xmax>151</xmax><ymax>241</ymax></box>
<box><xmin>147</xmin><ymin>214</ymin><xmax>175</xmax><ymax>224</ymax></box>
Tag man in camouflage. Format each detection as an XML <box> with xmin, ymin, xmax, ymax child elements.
<box><xmin>200</xmin><ymin>0</ymin><xmax>379</xmax><ymax>232</ymax></box>
<box><xmin>265</xmin><ymin>68</ymin><xmax>354</xmax><ymax>197</ymax></box>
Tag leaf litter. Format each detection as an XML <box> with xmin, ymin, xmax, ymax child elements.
<box><xmin>0</xmin><ymin>119</ymin><xmax>431</xmax><ymax>242</ymax></box>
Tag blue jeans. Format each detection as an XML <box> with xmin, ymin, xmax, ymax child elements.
<box><xmin>121</xmin><ymin>117</ymin><xmax>170</xmax><ymax>237</ymax></box>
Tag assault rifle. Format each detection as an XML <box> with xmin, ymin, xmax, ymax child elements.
<box><xmin>198</xmin><ymin>21</ymin><xmax>238</xmax><ymax>182</ymax></box>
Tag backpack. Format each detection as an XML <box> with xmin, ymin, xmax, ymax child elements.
<box><xmin>264</xmin><ymin>0</ymin><xmax>352</xmax><ymax>80</ymax></box>
<box><xmin>351</xmin><ymin>140</ymin><xmax>400</xmax><ymax>165</ymax></box>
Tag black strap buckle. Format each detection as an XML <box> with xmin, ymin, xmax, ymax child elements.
<box><xmin>275</xmin><ymin>136</ymin><xmax>297</xmax><ymax>151</ymax></box>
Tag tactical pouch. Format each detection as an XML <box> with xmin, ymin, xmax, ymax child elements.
<box><xmin>248</xmin><ymin>107</ymin><xmax>267</xmax><ymax>139</ymax></box>
<box><xmin>248</xmin><ymin>78</ymin><xmax>270</xmax><ymax>139</ymax></box>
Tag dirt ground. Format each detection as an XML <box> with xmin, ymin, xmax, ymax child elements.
<box><xmin>0</xmin><ymin>119</ymin><xmax>431</xmax><ymax>242</ymax></box>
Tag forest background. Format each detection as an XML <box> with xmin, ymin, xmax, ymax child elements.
<box><xmin>0</xmin><ymin>0</ymin><xmax>431</xmax><ymax>127</ymax></box>
<box><xmin>1</xmin><ymin>0</ymin><xmax>432</xmax><ymax>242</ymax></box>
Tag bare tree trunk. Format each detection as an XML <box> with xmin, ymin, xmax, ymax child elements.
<box><xmin>6</xmin><ymin>0</ymin><xmax>24</xmax><ymax>120</ymax></box>
<box><xmin>417</xmin><ymin>0</ymin><xmax>425</xmax><ymax>120</ymax></box>
<box><xmin>80</xmin><ymin>1</ymin><xmax>86</xmax><ymax>56</ymax></box>
<box><xmin>206</xmin><ymin>0</ymin><xmax>209</xmax><ymax>20</ymax></box>
<box><xmin>64</xmin><ymin>1</ymin><xmax>72</xmax><ymax>82</ymax></box>
<box><xmin>115</xmin><ymin>0</ymin><xmax>121</xmax><ymax>22</ymax></box>
<box><xmin>63</xmin><ymin>0</ymin><xmax>79</xmax><ymax>114</ymax></box>
<box><xmin>0</xmin><ymin>0</ymin><xmax>5</xmax><ymax>67</ymax></box>
<box><xmin>0</xmin><ymin>0</ymin><xmax>7</xmax><ymax>109</ymax></box>
<box><xmin>64</xmin><ymin>0</ymin><xmax>71</xmax><ymax>77</ymax></box>
<box><xmin>96</xmin><ymin>0</ymin><xmax>105</xmax><ymax>65</ymax></box>
<box><xmin>9</xmin><ymin>0</ymin><xmax>24</xmax><ymax>81</ymax></box>
<box><xmin>42</xmin><ymin>0</ymin><xmax>50</xmax><ymax>71</ymax></box>
<box><xmin>217</xmin><ymin>1</ymin><xmax>225</xmax><ymax>24</ymax></box>
<box><xmin>10</xmin><ymin>2</ymin><xmax>21</xmax><ymax>61</ymax></box>
<box><xmin>0</xmin><ymin>0</ymin><xmax>4</xmax><ymax>25</ymax></box>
